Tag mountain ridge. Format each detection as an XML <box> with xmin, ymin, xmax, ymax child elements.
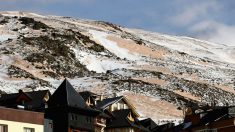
<box><xmin>0</xmin><ymin>11</ymin><xmax>234</xmax><ymax>124</ymax></box>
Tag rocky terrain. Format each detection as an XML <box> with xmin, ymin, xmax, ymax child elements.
<box><xmin>0</xmin><ymin>11</ymin><xmax>235</xmax><ymax>124</ymax></box>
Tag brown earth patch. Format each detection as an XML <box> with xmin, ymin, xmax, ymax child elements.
<box><xmin>214</xmin><ymin>84</ymin><xmax>235</xmax><ymax>95</ymax></box>
<box><xmin>133</xmin><ymin>65</ymin><xmax>172</xmax><ymax>74</ymax></box>
<box><xmin>174</xmin><ymin>90</ymin><xmax>201</xmax><ymax>102</ymax></box>
<box><xmin>107</xmin><ymin>35</ymin><xmax>167</xmax><ymax>58</ymax></box>
<box><xmin>177</xmin><ymin>73</ymin><xmax>235</xmax><ymax>95</ymax></box>
<box><xmin>132</xmin><ymin>77</ymin><xmax>167</xmax><ymax>86</ymax></box>
<box><xmin>11</xmin><ymin>57</ymin><xmax>47</xmax><ymax>79</ymax></box>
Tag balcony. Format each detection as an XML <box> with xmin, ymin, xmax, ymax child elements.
<box><xmin>94</xmin><ymin>117</ymin><xmax>106</xmax><ymax>127</ymax></box>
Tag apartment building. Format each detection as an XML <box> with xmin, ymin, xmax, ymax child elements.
<box><xmin>0</xmin><ymin>107</ymin><xmax>44</xmax><ymax>132</ymax></box>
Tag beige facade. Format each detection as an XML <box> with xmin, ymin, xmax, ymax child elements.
<box><xmin>0</xmin><ymin>107</ymin><xmax>44</xmax><ymax>132</ymax></box>
<box><xmin>0</xmin><ymin>119</ymin><xmax>43</xmax><ymax>132</ymax></box>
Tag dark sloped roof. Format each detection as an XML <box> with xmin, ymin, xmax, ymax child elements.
<box><xmin>25</xmin><ymin>90</ymin><xmax>49</xmax><ymax>99</ymax></box>
<box><xmin>47</xmin><ymin>79</ymin><xmax>87</xmax><ymax>109</ymax></box>
<box><xmin>107</xmin><ymin>109</ymin><xmax>131</xmax><ymax>128</ymax></box>
<box><xmin>96</xmin><ymin>96</ymin><xmax>123</xmax><ymax>110</ymax></box>
<box><xmin>0</xmin><ymin>90</ymin><xmax>49</xmax><ymax>111</ymax></box>
<box><xmin>0</xmin><ymin>93</ymin><xmax>19</xmax><ymax>102</ymax></box>
<box><xmin>139</xmin><ymin>118</ymin><xmax>158</xmax><ymax>131</ymax></box>
<box><xmin>182</xmin><ymin>106</ymin><xmax>235</xmax><ymax>131</ymax></box>
<box><xmin>79</xmin><ymin>91</ymin><xmax>98</xmax><ymax>101</ymax></box>
<box><xmin>24</xmin><ymin>90</ymin><xmax>50</xmax><ymax>111</ymax></box>
<box><xmin>152</xmin><ymin>123</ymin><xmax>175</xmax><ymax>132</ymax></box>
<box><xmin>199</xmin><ymin>107</ymin><xmax>229</xmax><ymax>125</ymax></box>
<box><xmin>0</xmin><ymin>92</ymin><xmax>21</xmax><ymax>107</ymax></box>
<box><xmin>0</xmin><ymin>90</ymin><xmax>49</xmax><ymax>101</ymax></box>
<box><xmin>106</xmin><ymin>109</ymin><xmax>149</xmax><ymax>131</ymax></box>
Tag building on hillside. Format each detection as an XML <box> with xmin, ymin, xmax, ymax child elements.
<box><xmin>95</xmin><ymin>95</ymin><xmax>150</xmax><ymax>132</ymax></box>
<box><xmin>190</xmin><ymin>106</ymin><xmax>235</xmax><ymax>132</ymax></box>
<box><xmin>45</xmin><ymin>79</ymin><xmax>105</xmax><ymax>132</ymax></box>
<box><xmin>167</xmin><ymin>106</ymin><xmax>235</xmax><ymax>132</ymax></box>
<box><xmin>0</xmin><ymin>89</ymin><xmax>50</xmax><ymax>112</ymax></box>
<box><xmin>105</xmin><ymin>109</ymin><xmax>150</xmax><ymax>132</ymax></box>
<box><xmin>79</xmin><ymin>91</ymin><xmax>109</xmax><ymax>132</ymax></box>
<box><xmin>0</xmin><ymin>79</ymin><xmax>158</xmax><ymax>132</ymax></box>
<box><xmin>96</xmin><ymin>96</ymin><xmax>139</xmax><ymax>116</ymax></box>
<box><xmin>0</xmin><ymin>107</ymin><xmax>45</xmax><ymax>132</ymax></box>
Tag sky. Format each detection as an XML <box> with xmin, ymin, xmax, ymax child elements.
<box><xmin>0</xmin><ymin>0</ymin><xmax>235</xmax><ymax>46</ymax></box>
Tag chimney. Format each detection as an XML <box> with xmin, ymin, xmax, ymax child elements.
<box><xmin>19</xmin><ymin>89</ymin><xmax>23</xmax><ymax>93</ymax></box>
<box><xmin>100</xmin><ymin>94</ymin><xmax>104</xmax><ymax>101</ymax></box>
<box><xmin>114</xmin><ymin>93</ymin><xmax>118</xmax><ymax>97</ymax></box>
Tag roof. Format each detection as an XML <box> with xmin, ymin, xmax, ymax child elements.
<box><xmin>139</xmin><ymin>118</ymin><xmax>158</xmax><ymax>131</ymax></box>
<box><xmin>79</xmin><ymin>91</ymin><xmax>98</xmax><ymax>101</ymax></box>
<box><xmin>106</xmin><ymin>109</ymin><xmax>149</xmax><ymax>131</ymax></box>
<box><xmin>152</xmin><ymin>123</ymin><xmax>175</xmax><ymax>132</ymax></box>
<box><xmin>0</xmin><ymin>90</ymin><xmax>48</xmax><ymax>101</ymax></box>
<box><xmin>199</xmin><ymin>107</ymin><xmax>230</xmax><ymax>125</ymax></box>
<box><xmin>96</xmin><ymin>96</ymin><xmax>123</xmax><ymax>110</ymax></box>
<box><xmin>0</xmin><ymin>90</ymin><xmax>49</xmax><ymax>110</ymax></box>
<box><xmin>47</xmin><ymin>79</ymin><xmax>87</xmax><ymax>109</ymax></box>
<box><xmin>96</xmin><ymin>96</ymin><xmax>140</xmax><ymax>117</ymax></box>
<box><xmin>0</xmin><ymin>92</ymin><xmax>17</xmax><ymax>100</ymax></box>
<box><xmin>183</xmin><ymin>106</ymin><xmax>235</xmax><ymax>131</ymax></box>
<box><xmin>107</xmin><ymin>109</ymin><xmax>131</xmax><ymax>128</ymax></box>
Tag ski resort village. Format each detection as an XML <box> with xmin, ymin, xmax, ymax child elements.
<box><xmin>0</xmin><ymin>11</ymin><xmax>235</xmax><ymax>132</ymax></box>
<box><xmin>1</xmin><ymin>79</ymin><xmax>235</xmax><ymax>132</ymax></box>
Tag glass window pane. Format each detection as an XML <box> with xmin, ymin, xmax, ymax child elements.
<box><xmin>0</xmin><ymin>124</ymin><xmax>8</xmax><ymax>132</ymax></box>
<box><xmin>23</xmin><ymin>127</ymin><xmax>35</xmax><ymax>132</ymax></box>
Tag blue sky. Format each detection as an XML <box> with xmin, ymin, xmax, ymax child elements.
<box><xmin>1</xmin><ymin>0</ymin><xmax>235</xmax><ymax>46</ymax></box>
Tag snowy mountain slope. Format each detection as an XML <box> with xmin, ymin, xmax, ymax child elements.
<box><xmin>128</xmin><ymin>29</ymin><xmax>235</xmax><ymax>64</ymax></box>
<box><xmin>0</xmin><ymin>11</ymin><xmax>235</xmax><ymax>123</ymax></box>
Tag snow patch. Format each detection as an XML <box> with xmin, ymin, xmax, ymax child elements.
<box><xmin>73</xmin><ymin>49</ymin><xmax>128</xmax><ymax>73</ymax></box>
<box><xmin>0</xmin><ymin>35</ymin><xmax>16</xmax><ymax>42</ymax></box>
<box><xmin>129</xmin><ymin>29</ymin><xmax>235</xmax><ymax>64</ymax></box>
<box><xmin>89</xmin><ymin>30</ymin><xmax>139</xmax><ymax>61</ymax></box>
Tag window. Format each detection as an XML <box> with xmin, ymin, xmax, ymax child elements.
<box><xmin>119</xmin><ymin>103</ymin><xmax>124</xmax><ymax>109</ymax></box>
<box><xmin>123</xmin><ymin>104</ymin><xmax>128</xmax><ymax>109</ymax></box>
<box><xmin>49</xmin><ymin>122</ymin><xmax>53</xmax><ymax>129</ymax></box>
<box><xmin>87</xmin><ymin>117</ymin><xmax>92</xmax><ymax>123</ymax></box>
<box><xmin>23</xmin><ymin>127</ymin><xmax>35</xmax><ymax>132</ymax></box>
<box><xmin>112</xmin><ymin>104</ymin><xmax>118</xmax><ymax>111</ymax></box>
<box><xmin>71</xmin><ymin>114</ymin><xmax>78</xmax><ymax>121</ymax></box>
<box><xmin>229</xmin><ymin>107</ymin><xmax>235</xmax><ymax>116</ymax></box>
<box><xmin>71</xmin><ymin>114</ymin><xmax>74</xmax><ymax>120</ymax></box>
<box><xmin>0</xmin><ymin>124</ymin><xmax>8</xmax><ymax>132</ymax></box>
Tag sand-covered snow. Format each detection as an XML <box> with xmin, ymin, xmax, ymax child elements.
<box><xmin>107</xmin><ymin>35</ymin><xmax>167</xmax><ymax>58</ymax></box>
<box><xmin>120</xmin><ymin>91</ymin><xmax>183</xmax><ymax>124</ymax></box>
